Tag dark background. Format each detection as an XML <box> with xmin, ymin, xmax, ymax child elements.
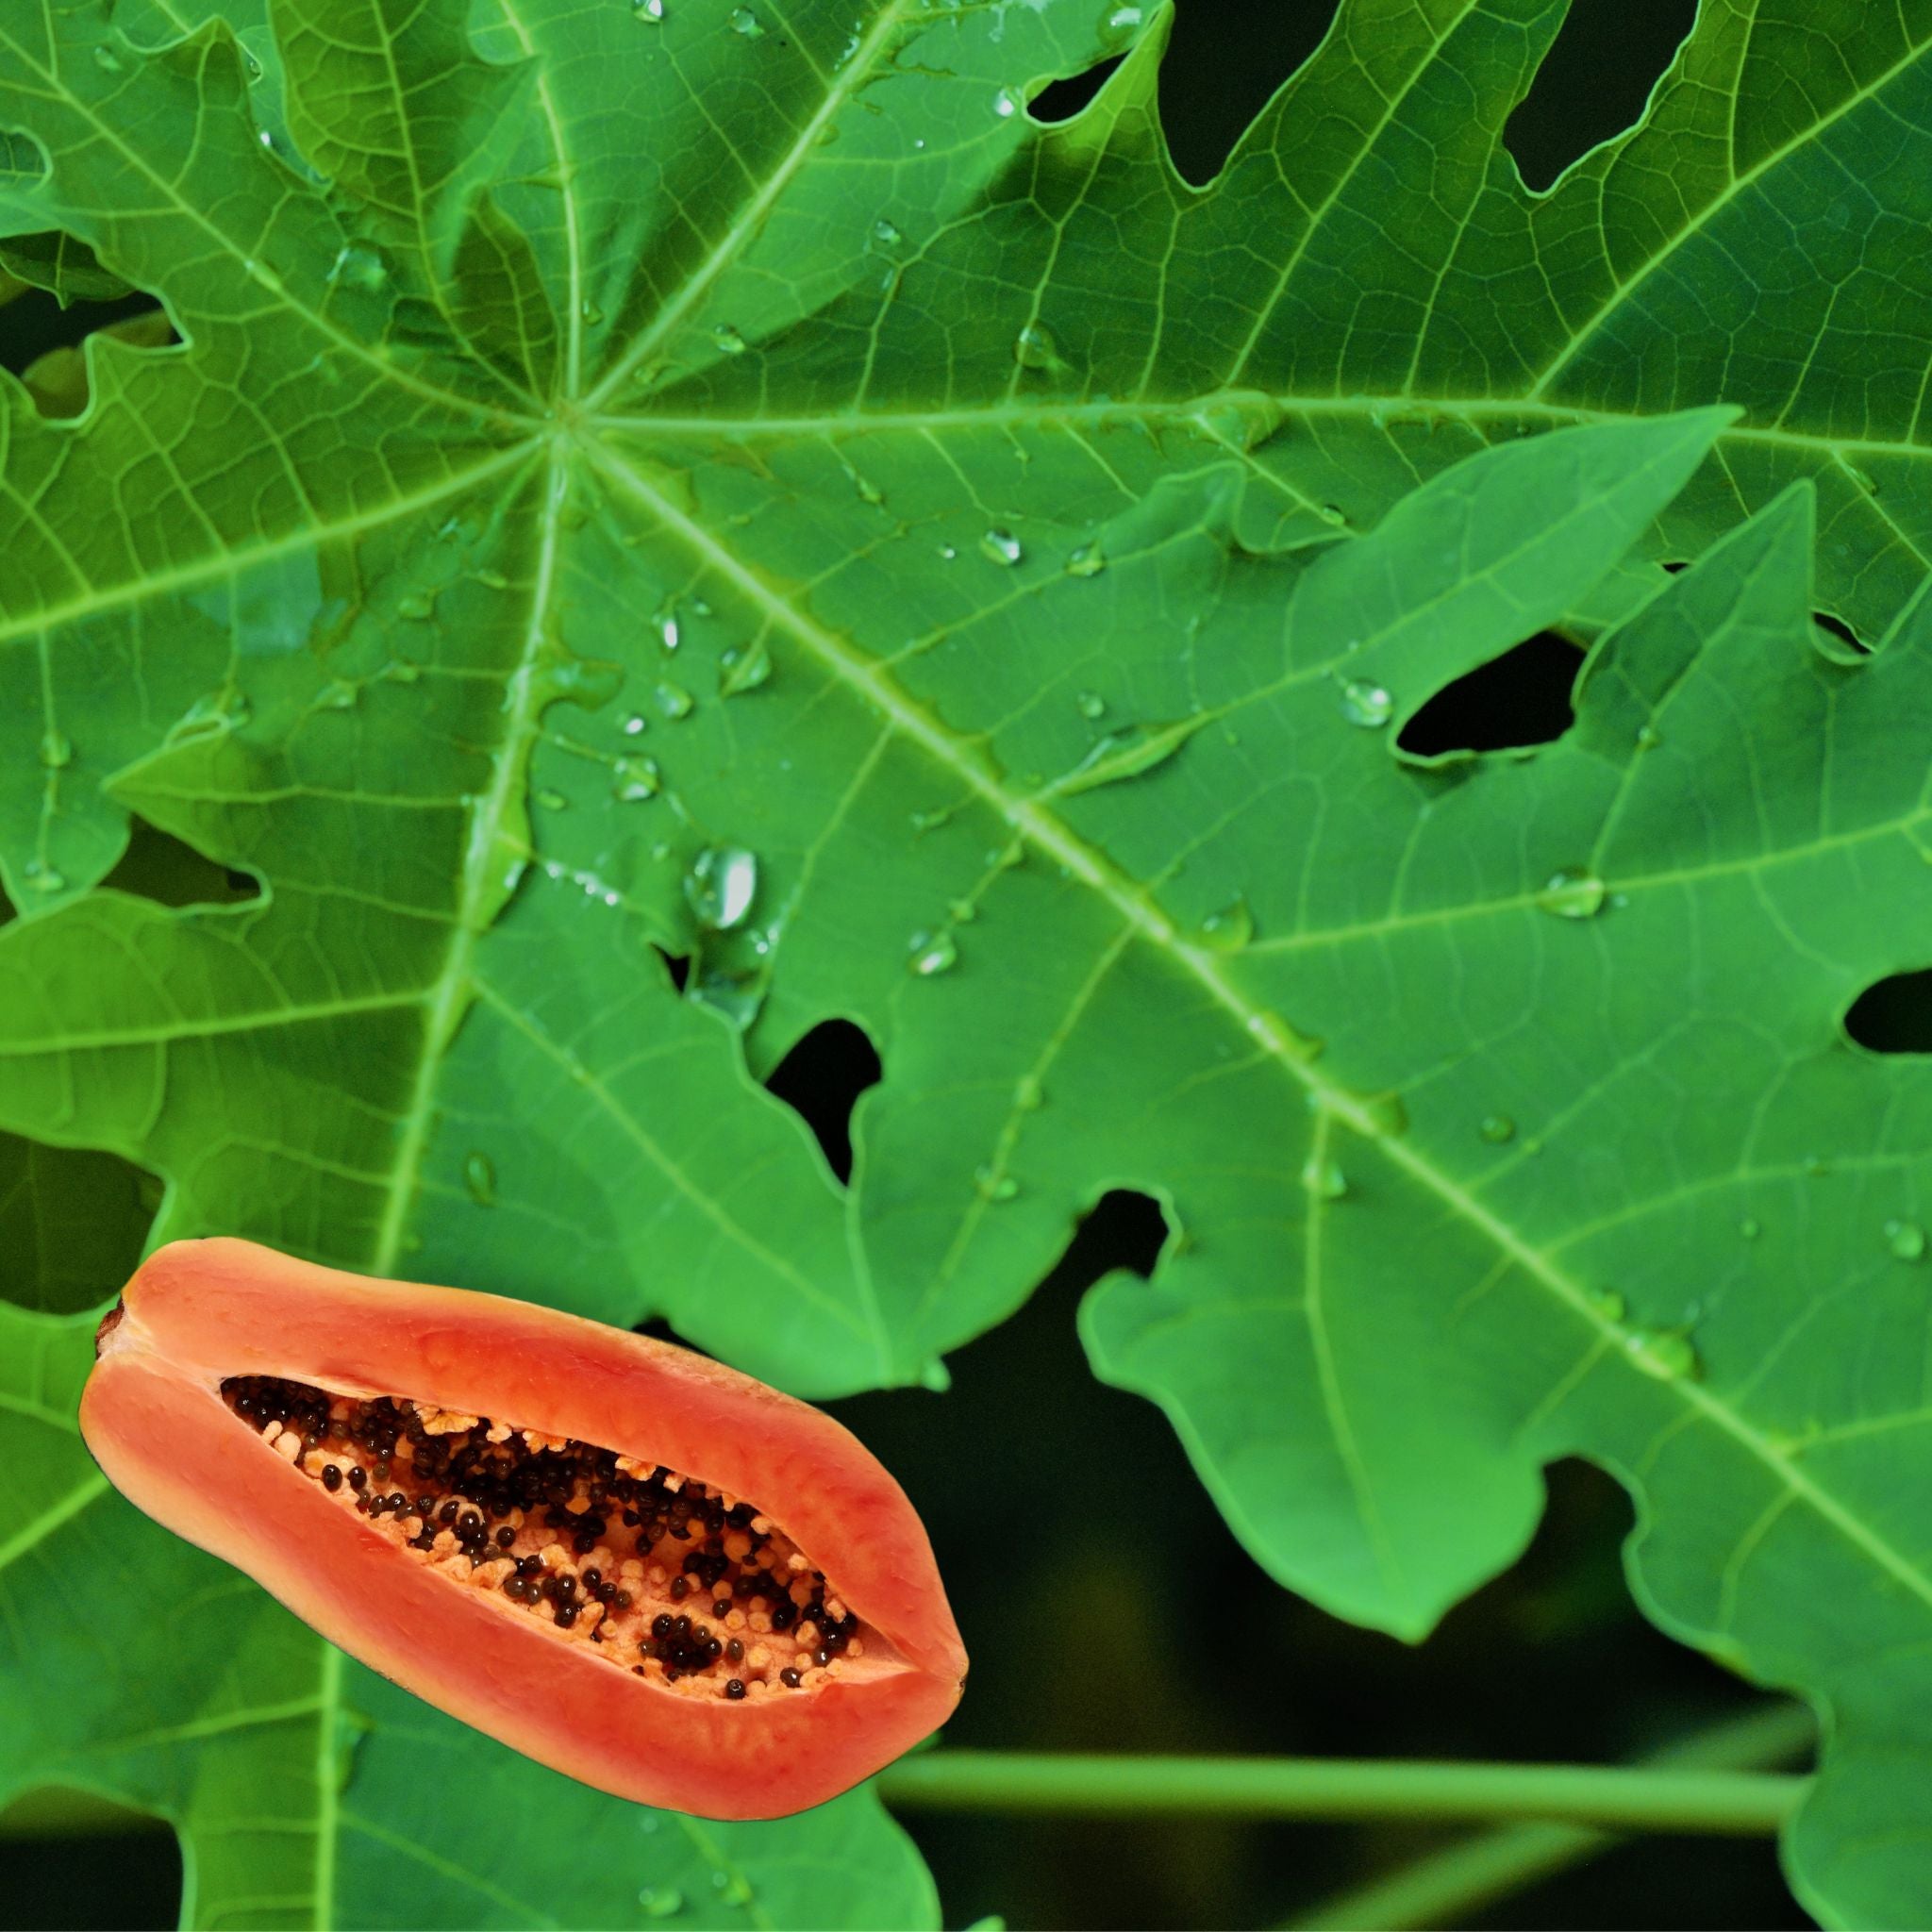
<box><xmin>3</xmin><ymin>1</ymin><xmax>1840</xmax><ymax>1927</ymax></box>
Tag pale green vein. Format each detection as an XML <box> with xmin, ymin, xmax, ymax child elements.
<box><xmin>0</xmin><ymin>1472</ymin><xmax>108</xmax><ymax>1574</ymax></box>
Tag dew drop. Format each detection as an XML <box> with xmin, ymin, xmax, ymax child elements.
<box><xmin>39</xmin><ymin>730</ymin><xmax>73</xmax><ymax>769</ymax></box>
<box><xmin>535</xmin><ymin>788</ymin><xmax>568</xmax><ymax>811</ymax></box>
<box><xmin>639</xmin><ymin>1888</ymin><xmax>683</xmax><ymax>1919</ymax></box>
<box><xmin>1065</xmin><ymin>541</ymin><xmax>1106</xmax><ymax>578</ymax></box>
<box><xmin>719</xmin><ymin>641</ymin><xmax>772</xmax><ymax>696</ymax></box>
<box><xmin>1197</xmin><ymin>897</ymin><xmax>1254</xmax><ymax>952</ymax></box>
<box><xmin>1582</xmin><ymin>1286</ymin><xmax>1626</xmax><ymax>1323</ymax></box>
<box><xmin>398</xmin><ymin>592</ymin><xmax>434</xmax><ymax>621</ymax></box>
<box><xmin>1636</xmin><ymin>724</ymin><xmax>1662</xmax><ymax>751</ymax></box>
<box><xmin>1014</xmin><ymin>1074</ymin><xmax>1043</xmax><ymax>1111</ymax></box>
<box><xmin>1106</xmin><ymin>2</ymin><xmax>1144</xmax><ymax>28</ymax></box>
<box><xmin>580</xmin><ymin>299</ymin><xmax>605</xmax><ymax>326</ymax></box>
<box><xmin>622</xmin><ymin>714</ymin><xmax>647</xmax><ymax>736</ymax></box>
<box><xmin>685</xmin><ymin>845</ymin><xmax>758</xmax><ymax>930</ymax></box>
<box><xmin>93</xmin><ymin>42</ymin><xmax>123</xmax><ymax>71</ymax></box>
<box><xmin>22</xmin><ymin>860</ymin><xmax>66</xmax><ymax>894</ymax></box>
<box><xmin>711</xmin><ymin>323</ymin><xmax>747</xmax><ymax>356</ymax></box>
<box><xmin>1535</xmin><ymin>869</ymin><xmax>1607</xmax><ymax>920</ymax></box>
<box><xmin>979</xmin><ymin>528</ymin><xmax>1023</xmax><ymax>566</ymax></box>
<box><xmin>1886</xmin><ymin>1217</ymin><xmax>1926</xmax><ymax>1262</ymax></box>
<box><xmin>871</xmin><ymin>217</ymin><xmax>902</xmax><ymax>247</ymax></box>
<box><xmin>908</xmin><ymin>929</ymin><xmax>958</xmax><ymax>976</ymax></box>
<box><xmin>729</xmin><ymin>2</ymin><xmax>764</xmax><ymax>30</ymax></box>
<box><xmin>634</xmin><ymin>0</ymin><xmax>665</xmax><ymax>20</ymax></box>
<box><xmin>1301</xmin><ymin>1156</ymin><xmax>1348</xmax><ymax>1201</ymax></box>
<box><xmin>1623</xmin><ymin>1326</ymin><xmax>1698</xmax><ymax>1382</ymax></box>
<box><xmin>993</xmin><ymin>86</ymin><xmax>1022</xmax><ymax>118</ymax></box>
<box><xmin>464</xmin><ymin>1152</ymin><xmax>496</xmax><ymax>1207</ymax></box>
<box><xmin>974</xmin><ymin>1165</ymin><xmax>1019</xmax><ymax>1202</ymax></box>
<box><xmin>1339</xmin><ymin>679</ymin><xmax>1393</xmax><ymax>728</ymax></box>
<box><xmin>654</xmin><ymin>605</ymin><xmax>681</xmax><ymax>652</ymax></box>
<box><xmin>655</xmin><ymin>681</ymin><xmax>695</xmax><ymax>720</ymax></box>
<box><xmin>1316</xmin><ymin>503</ymin><xmax>1348</xmax><ymax>527</ymax></box>
<box><xmin>613</xmin><ymin>758</ymin><xmax>661</xmax><ymax>802</ymax></box>
<box><xmin>937</xmin><ymin>542</ymin><xmax>958</xmax><ymax>561</ymax></box>
<box><xmin>1013</xmin><ymin>322</ymin><xmax>1062</xmax><ymax>371</ymax></box>
<box><xmin>1076</xmin><ymin>691</ymin><xmax>1106</xmax><ymax>720</ymax></box>
<box><xmin>1479</xmin><ymin>1113</ymin><xmax>1515</xmax><ymax>1144</ymax></box>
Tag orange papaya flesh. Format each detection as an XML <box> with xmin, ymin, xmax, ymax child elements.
<box><xmin>80</xmin><ymin>1239</ymin><xmax>965</xmax><ymax>1820</ymax></box>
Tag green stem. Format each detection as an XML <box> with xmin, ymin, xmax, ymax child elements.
<box><xmin>875</xmin><ymin>1750</ymin><xmax>1806</xmax><ymax>1837</ymax></box>
<box><xmin>1283</xmin><ymin>1703</ymin><xmax>1816</xmax><ymax>1932</ymax></box>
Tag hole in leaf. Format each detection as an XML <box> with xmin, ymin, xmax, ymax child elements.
<box><xmin>1059</xmin><ymin>1187</ymin><xmax>1171</xmax><ymax>1283</ymax></box>
<box><xmin>1031</xmin><ymin>56</ymin><xmax>1124</xmax><ymax>125</ymax></box>
<box><xmin>2</xmin><ymin>273</ymin><xmax>177</xmax><ymax>420</ymax></box>
<box><xmin>1398</xmin><ymin>634</ymin><xmax>1584</xmax><ymax>758</ymax></box>
<box><xmin>1505</xmin><ymin>0</ymin><xmax>1697</xmax><ymax>192</ymax></box>
<box><xmin>763</xmin><ymin>1019</ymin><xmax>882</xmax><ymax>1187</ymax></box>
<box><xmin>652</xmin><ymin>944</ymin><xmax>691</xmax><ymax>993</ymax></box>
<box><xmin>1812</xmin><ymin>610</ymin><xmax>1869</xmax><ymax>658</ymax></box>
<box><xmin>1161</xmin><ymin>0</ymin><xmax>1339</xmax><ymax>187</ymax></box>
<box><xmin>0</xmin><ymin>1132</ymin><xmax>159</xmax><ymax>1316</ymax></box>
<box><xmin>1845</xmin><ymin>973</ymin><xmax>1932</xmax><ymax>1055</ymax></box>
<box><xmin>0</xmin><ymin>1794</ymin><xmax>179</xmax><ymax>1930</ymax></box>
<box><xmin>98</xmin><ymin>818</ymin><xmax>259</xmax><ymax>909</ymax></box>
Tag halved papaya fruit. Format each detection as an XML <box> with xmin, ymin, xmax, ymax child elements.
<box><xmin>79</xmin><ymin>1238</ymin><xmax>965</xmax><ymax>1819</ymax></box>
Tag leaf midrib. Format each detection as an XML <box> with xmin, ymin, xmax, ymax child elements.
<box><xmin>585</xmin><ymin>434</ymin><xmax>1932</xmax><ymax>1628</ymax></box>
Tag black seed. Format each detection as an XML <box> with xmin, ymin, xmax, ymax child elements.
<box><xmin>556</xmin><ymin>1605</ymin><xmax>578</xmax><ymax>1629</ymax></box>
<box><xmin>771</xmin><ymin>1601</ymin><xmax>797</xmax><ymax>1630</ymax></box>
<box><xmin>653</xmin><ymin>1615</ymin><xmax>675</xmax><ymax>1639</ymax></box>
<box><xmin>781</xmin><ymin>1669</ymin><xmax>802</xmax><ymax>1689</ymax></box>
<box><xmin>712</xmin><ymin>1600</ymin><xmax>730</xmax><ymax>1620</ymax></box>
<box><xmin>671</xmin><ymin>1577</ymin><xmax>689</xmax><ymax>1601</ymax></box>
<box><xmin>615</xmin><ymin>1591</ymin><xmax>633</xmax><ymax>1610</ymax></box>
<box><xmin>495</xmin><ymin>1527</ymin><xmax>515</xmax><ymax>1550</ymax></box>
<box><xmin>726</xmin><ymin>1640</ymin><xmax>743</xmax><ymax>1663</ymax></box>
<box><xmin>813</xmin><ymin>1648</ymin><xmax>830</xmax><ymax>1668</ymax></box>
<box><xmin>583</xmin><ymin>1568</ymin><xmax>602</xmax><ymax>1588</ymax></box>
<box><xmin>321</xmin><ymin>1465</ymin><xmax>342</xmax><ymax>1492</ymax></box>
<box><xmin>348</xmin><ymin>1468</ymin><xmax>368</xmax><ymax>1491</ymax></box>
<box><xmin>724</xmin><ymin>1679</ymin><xmax>746</xmax><ymax>1701</ymax></box>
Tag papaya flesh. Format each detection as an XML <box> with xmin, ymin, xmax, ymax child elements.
<box><xmin>79</xmin><ymin>1239</ymin><xmax>965</xmax><ymax>1819</ymax></box>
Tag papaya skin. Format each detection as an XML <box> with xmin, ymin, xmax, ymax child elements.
<box><xmin>79</xmin><ymin>1238</ymin><xmax>965</xmax><ymax>1820</ymax></box>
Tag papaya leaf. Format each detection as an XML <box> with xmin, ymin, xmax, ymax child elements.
<box><xmin>0</xmin><ymin>0</ymin><xmax>1928</xmax><ymax>1924</ymax></box>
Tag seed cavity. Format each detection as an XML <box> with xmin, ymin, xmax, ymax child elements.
<box><xmin>223</xmin><ymin>1375</ymin><xmax>866</xmax><ymax>1699</ymax></box>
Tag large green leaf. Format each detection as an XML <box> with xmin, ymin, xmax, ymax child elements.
<box><xmin>2</xmin><ymin>0</ymin><xmax>1930</xmax><ymax>1924</ymax></box>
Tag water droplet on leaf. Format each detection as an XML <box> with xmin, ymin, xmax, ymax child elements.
<box><xmin>685</xmin><ymin>845</ymin><xmax>758</xmax><ymax>929</ymax></box>
<box><xmin>655</xmin><ymin>681</ymin><xmax>694</xmax><ymax>720</ymax></box>
<box><xmin>974</xmin><ymin>1165</ymin><xmax>1019</xmax><ymax>1201</ymax></box>
<box><xmin>1198</xmin><ymin>897</ymin><xmax>1254</xmax><ymax>952</ymax></box>
<box><xmin>22</xmin><ymin>860</ymin><xmax>66</xmax><ymax>893</ymax></box>
<box><xmin>729</xmin><ymin>3</ymin><xmax>764</xmax><ymax>31</ymax></box>
<box><xmin>980</xmin><ymin>528</ymin><xmax>1023</xmax><ymax>566</ymax></box>
<box><xmin>535</xmin><ymin>788</ymin><xmax>567</xmax><ymax>811</ymax></box>
<box><xmin>1013</xmin><ymin>322</ymin><xmax>1063</xmax><ymax>371</ymax></box>
<box><xmin>1536</xmin><ymin>869</ymin><xmax>1606</xmax><ymax>920</ymax></box>
<box><xmin>711</xmin><ymin>323</ymin><xmax>747</xmax><ymax>355</ymax></box>
<box><xmin>1886</xmin><ymin>1217</ymin><xmax>1926</xmax><ymax>1261</ymax></box>
<box><xmin>464</xmin><ymin>1152</ymin><xmax>496</xmax><ymax>1207</ymax></box>
<box><xmin>1623</xmin><ymin>1326</ymin><xmax>1698</xmax><ymax>1381</ymax></box>
<box><xmin>871</xmin><ymin>217</ymin><xmax>901</xmax><ymax>247</ymax></box>
<box><xmin>622</xmin><ymin>713</ymin><xmax>647</xmax><ymax>736</ymax></box>
<box><xmin>1301</xmin><ymin>1156</ymin><xmax>1348</xmax><ymax>1200</ymax></box>
<box><xmin>39</xmin><ymin>730</ymin><xmax>73</xmax><ymax>769</ymax></box>
<box><xmin>993</xmin><ymin>86</ymin><xmax>1022</xmax><ymax>118</ymax></box>
<box><xmin>634</xmin><ymin>0</ymin><xmax>665</xmax><ymax>20</ymax></box>
<box><xmin>1480</xmin><ymin>1113</ymin><xmax>1515</xmax><ymax>1143</ymax></box>
<box><xmin>639</xmin><ymin>1888</ymin><xmax>682</xmax><ymax>1919</ymax></box>
<box><xmin>719</xmin><ymin>641</ymin><xmax>772</xmax><ymax>695</ymax></box>
<box><xmin>1076</xmin><ymin>691</ymin><xmax>1106</xmax><ymax>720</ymax></box>
<box><xmin>398</xmin><ymin>592</ymin><xmax>434</xmax><ymax>621</ymax></box>
<box><xmin>1339</xmin><ymin>679</ymin><xmax>1393</xmax><ymax>728</ymax></box>
<box><xmin>908</xmin><ymin>929</ymin><xmax>958</xmax><ymax>976</ymax></box>
<box><xmin>613</xmin><ymin>758</ymin><xmax>661</xmax><ymax>802</ymax></box>
<box><xmin>1065</xmin><ymin>541</ymin><xmax>1106</xmax><ymax>577</ymax></box>
<box><xmin>93</xmin><ymin>42</ymin><xmax>123</xmax><ymax>71</ymax></box>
